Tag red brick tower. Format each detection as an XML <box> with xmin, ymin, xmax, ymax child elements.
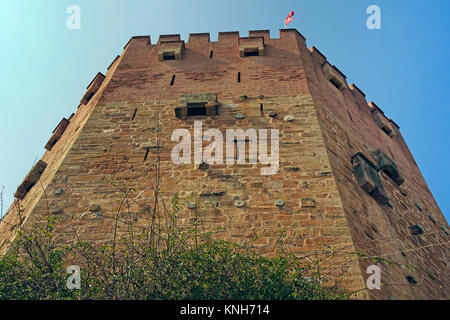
<box><xmin>1</xmin><ymin>29</ymin><xmax>448</xmax><ymax>299</ymax></box>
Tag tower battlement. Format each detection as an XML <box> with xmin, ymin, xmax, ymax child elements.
<box><xmin>1</xmin><ymin>28</ymin><xmax>447</xmax><ymax>300</ymax></box>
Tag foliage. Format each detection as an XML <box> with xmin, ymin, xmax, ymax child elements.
<box><xmin>0</xmin><ymin>194</ymin><xmax>350</xmax><ymax>300</ymax></box>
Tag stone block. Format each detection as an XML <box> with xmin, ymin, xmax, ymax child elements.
<box><xmin>14</xmin><ymin>160</ymin><xmax>47</xmax><ymax>200</ymax></box>
<box><xmin>374</xmin><ymin>149</ymin><xmax>404</xmax><ymax>186</ymax></box>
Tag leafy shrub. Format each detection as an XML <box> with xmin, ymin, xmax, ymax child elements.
<box><xmin>0</xmin><ymin>196</ymin><xmax>349</xmax><ymax>300</ymax></box>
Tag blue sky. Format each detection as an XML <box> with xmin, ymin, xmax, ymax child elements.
<box><xmin>0</xmin><ymin>0</ymin><xmax>448</xmax><ymax>221</ymax></box>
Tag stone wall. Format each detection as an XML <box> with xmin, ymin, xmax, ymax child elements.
<box><xmin>1</xmin><ymin>28</ymin><xmax>446</xmax><ymax>299</ymax></box>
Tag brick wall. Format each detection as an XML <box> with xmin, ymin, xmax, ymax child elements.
<box><xmin>1</xmin><ymin>28</ymin><xmax>446</xmax><ymax>299</ymax></box>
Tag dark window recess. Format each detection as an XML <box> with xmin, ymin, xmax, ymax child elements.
<box><xmin>381</xmin><ymin>127</ymin><xmax>392</xmax><ymax>136</ymax></box>
<box><xmin>14</xmin><ymin>160</ymin><xmax>48</xmax><ymax>200</ymax></box>
<box><xmin>374</xmin><ymin>149</ymin><xmax>404</xmax><ymax>186</ymax></box>
<box><xmin>81</xmin><ymin>73</ymin><xmax>105</xmax><ymax>105</ymax></box>
<box><xmin>351</xmin><ymin>153</ymin><xmax>388</xmax><ymax>205</ymax></box>
<box><xmin>163</xmin><ymin>52</ymin><xmax>176</xmax><ymax>60</ymax></box>
<box><xmin>406</xmin><ymin>276</ymin><xmax>417</xmax><ymax>285</ymax></box>
<box><xmin>176</xmin><ymin>94</ymin><xmax>219</xmax><ymax>119</ymax></box>
<box><xmin>428</xmin><ymin>214</ymin><xmax>437</xmax><ymax>224</ymax></box>
<box><xmin>176</xmin><ymin>101</ymin><xmax>218</xmax><ymax>119</ymax></box>
<box><xmin>131</xmin><ymin>108</ymin><xmax>138</xmax><ymax>121</ymax></box>
<box><xmin>260</xmin><ymin>104</ymin><xmax>264</xmax><ymax>112</ymax></box>
<box><xmin>45</xmin><ymin>118</ymin><xmax>70</xmax><ymax>151</ymax></box>
<box><xmin>210</xmin><ymin>51</ymin><xmax>213</xmax><ymax>59</ymax></box>
<box><xmin>86</xmin><ymin>92</ymin><xmax>95</xmax><ymax>103</ymax></box>
<box><xmin>364</xmin><ymin>231</ymin><xmax>374</xmax><ymax>240</ymax></box>
<box><xmin>441</xmin><ymin>225</ymin><xmax>449</xmax><ymax>235</ymax></box>
<box><xmin>329</xmin><ymin>78</ymin><xmax>343</xmax><ymax>90</ymax></box>
<box><xmin>414</xmin><ymin>201</ymin><xmax>424</xmax><ymax>211</ymax></box>
<box><xmin>409</xmin><ymin>224</ymin><xmax>424</xmax><ymax>236</ymax></box>
<box><xmin>372</xmin><ymin>109</ymin><xmax>395</xmax><ymax>137</ymax></box>
<box><xmin>187</xmin><ymin>103</ymin><xmax>208</xmax><ymax>116</ymax></box>
<box><xmin>244</xmin><ymin>48</ymin><xmax>259</xmax><ymax>57</ymax></box>
<box><xmin>237</xmin><ymin>72</ymin><xmax>241</xmax><ymax>83</ymax></box>
<box><xmin>170</xmin><ymin>75</ymin><xmax>176</xmax><ymax>86</ymax></box>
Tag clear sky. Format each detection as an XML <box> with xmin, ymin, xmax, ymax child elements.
<box><xmin>0</xmin><ymin>0</ymin><xmax>448</xmax><ymax>221</ymax></box>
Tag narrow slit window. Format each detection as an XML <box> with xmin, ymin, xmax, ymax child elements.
<box><xmin>131</xmin><ymin>108</ymin><xmax>138</xmax><ymax>121</ymax></box>
<box><xmin>210</xmin><ymin>51</ymin><xmax>213</xmax><ymax>59</ymax></box>
<box><xmin>163</xmin><ymin>52</ymin><xmax>176</xmax><ymax>60</ymax></box>
<box><xmin>143</xmin><ymin>147</ymin><xmax>150</xmax><ymax>162</ymax></box>
<box><xmin>170</xmin><ymin>75</ymin><xmax>175</xmax><ymax>86</ymax></box>
<box><xmin>347</xmin><ymin>109</ymin><xmax>353</xmax><ymax>122</ymax></box>
<box><xmin>260</xmin><ymin>104</ymin><xmax>264</xmax><ymax>112</ymax></box>
<box><xmin>187</xmin><ymin>103</ymin><xmax>207</xmax><ymax>116</ymax></box>
<box><xmin>237</xmin><ymin>72</ymin><xmax>241</xmax><ymax>83</ymax></box>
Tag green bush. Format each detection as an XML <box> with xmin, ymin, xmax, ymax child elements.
<box><xmin>0</xmin><ymin>196</ymin><xmax>350</xmax><ymax>300</ymax></box>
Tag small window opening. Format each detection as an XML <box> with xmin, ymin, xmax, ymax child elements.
<box><xmin>329</xmin><ymin>78</ymin><xmax>342</xmax><ymax>90</ymax></box>
<box><xmin>210</xmin><ymin>51</ymin><xmax>213</xmax><ymax>59</ymax></box>
<box><xmin>409</xmin><ymin>224</ymin><xmax>424</xmax><ymax>236</ymax></box>
<box><xmin>25</xmin><ymin>183</ymin><xmax>35</xmax><ymax>194</ymax></box>
<box><xmin>143</xmin><ymin>147</ymin><xmax>150</xmax><ymax>162</ymax></box>
<box><xmin>187</xmin><ymin>103</ymin><xmax>207</xmax><ymax>116</ymax></box>
<box><xmin>86</xmin><ymin>92</ymin><xmax>95</xmax><ymax>103</ymax></box>
<box><xmin>131</xmin><ymin>108</ymin><xmax>138</xmax><ymax>121</ymax></box>
<box><xmin>163</xmin><ymin>52</ymin><xmax>176</xmax><ymax>60</ymax></box>
<box><xmin>237</xmin><ymin>72</ymin><xmax>241</xmax><ymax>83</ymax></box>
<box><xmin>170</xmin><ymin>74</ymin><xmax>175</xmax><ymax>86</ymax></box>
<box><xmin>381</xmin><ymin>126</ymin><xmax>392</xmax><ymax>136</ymax></box>
<box><xmin>260</xmin><ymin>103</ymin><xmax>264</xmax><ymax>112</ymax></box>
<box><xmin>47</xmin><ymin>140</ymin><xmax>57</xmax><ymax>150</ymax></box>
<box><xmin>406</xmin><ymin>276</ymin><xmax>417</xmax><ymax>285</ymax></box>
<box><xmin>244</xmin><ymin>48</ymin><xmax>259</xmax><ymax>57</ymax></box>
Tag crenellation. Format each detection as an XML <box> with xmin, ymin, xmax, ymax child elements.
<box><xmin>279</xmin><ymin>28</ymin><xmax>306</xmax><ymax>41</ymax></box>
<box><xmin>158</xmin><ymin>34</ymin><xmax>181</xmax><ymax>43</ymax></box>
<box><xmin>188</xmin><ymin>32</ymin><xmax>211</xmax><ymax>44</ymax></box>
<box><xmin>123</xmin><ymin>35</ymin><xmax>151</xmax><ymax>49</ymax></box>
<box><xmin>217</xmin><ymin>31</ymin><xmax>240</xmax><ymax>46</ymax></box>
<box><xmin>81</xmin><ymin>72</ymin><xmax>105</xmax><ymax>105</ymax></box>
<box><xmin>45</xmin><ymin>118</ymin><xmax>70</xmax><ymax>151</ymax></box>
<box><xmin>1</xmin><ymin>28</ymin><xmax>447</xmax><ymax>300</ymax></box>
<box><xmin>349</xmin><ymin>83</ymin><xmax>366</xmax><ymax>97</ymax></box>
<box><xmin>248</xmin><ymin>30</ymin><xmax>271</xmax><ymax>41</ymax></box>
<box><xmin>309</xmin><ymin>46</ymin><xmax>327</xmax><ymax>64</ymax></box>
<box><xmin>107</xmin><ymin>55</ymin><xmax>121</xmax><ymax>70</ymax></box>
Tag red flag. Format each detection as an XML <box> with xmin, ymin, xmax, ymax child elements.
<box><xmin>284</xmin><ymin>10</ymin><xmax>294</xmax><ymax>27</ymax></box>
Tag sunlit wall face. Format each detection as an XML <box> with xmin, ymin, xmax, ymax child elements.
<box><xmin>0</xmin><ymin>0</ymin><xmax>448</xmax><ymax>223</ymax></box>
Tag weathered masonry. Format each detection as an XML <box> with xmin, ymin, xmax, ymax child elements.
<box><xmin>0</xmin><ymin>29</ymin><xmax>448</xmax><ymax>300</ymax></box>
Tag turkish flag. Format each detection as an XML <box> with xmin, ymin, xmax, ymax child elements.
<box><xmin>284</xmin><ymin>10</ymin><xmax>294</xmax><ymax>27</ymax></box>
